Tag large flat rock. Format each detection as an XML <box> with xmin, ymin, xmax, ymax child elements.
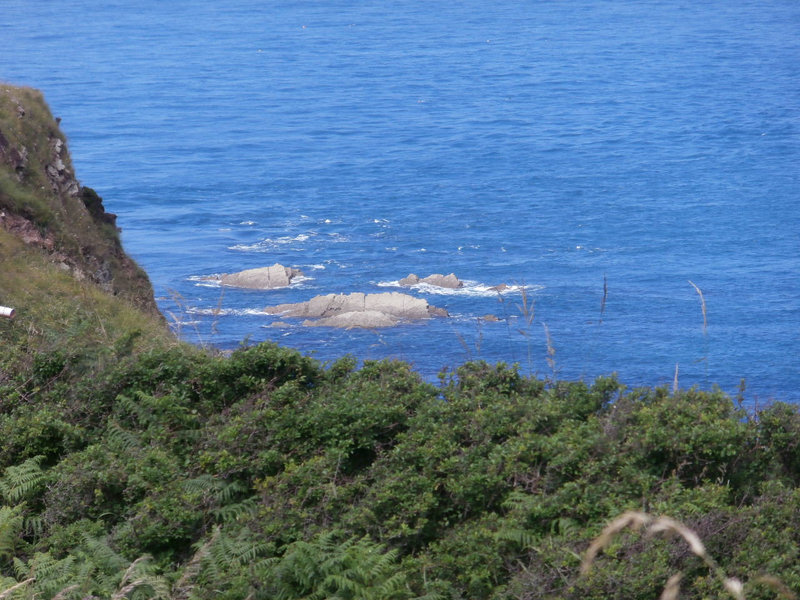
<box><xmin>265</xmin><ymin>291</ymin><xmax>447</xmax><ymax>328</ymax></box>
<box><xmin>219</xmin><ymin>263</ymin><xmax>302</xmax><ymax>289</ymax></box>
<box><xmin>303</xmin><ymin>310</ymin><xmax>399</xmax><ymax>329</ymax></box>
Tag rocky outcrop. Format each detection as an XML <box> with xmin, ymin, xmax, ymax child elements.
<box><xmin>45</xmin><ymin>136</ymin><xmax>80</xmax><ymax>198</ymax></box>
<box><xmin>265</xmin><ymin>291</ymin><xmax>448</xmax><ymax>328</ymax></box>
<box><xmin>0</xmin><ymin>83</ymin><xmax>159</xmax><ymax>314</ymax></box>
<box><xmin>218</xmin><ymin>264</ymin><xmax>302</xmax><ymax>289</ymax></box>
<box><xmin>399</xmin><ymin>273</ymin><xmax>464</xmax><ymax>289</ymax></box>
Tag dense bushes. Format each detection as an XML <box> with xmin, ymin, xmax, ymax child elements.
<box><xmin>0</xmin><ymin>340</ymin><xmax>799</xmax><ymax>598</ymax></box>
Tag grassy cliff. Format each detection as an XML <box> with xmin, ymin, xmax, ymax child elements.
<box><xmin>0</xmin><ymin>83</ymin><xmax>161</xmax><ymax>313</ymax></box>
<box><xmin>0</xmin><ymin>83</ymin><xmax>171</xmax><ymax>377</ymax></box>
<box><xmin>1</xmin><ymin>84</ymin><xmax>800</xmax><ymax>600</ymax></box>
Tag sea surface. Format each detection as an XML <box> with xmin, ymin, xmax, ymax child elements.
<box><xmin>3</xmin><ymin>1</ymin><xmax>798</xmax><ymax>403</ymax></box>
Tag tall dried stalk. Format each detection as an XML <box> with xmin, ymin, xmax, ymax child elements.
<box><xmin>518</xmin><ymin>284</ymin><xmax>535</xmax><ymax>327</ymax></box>
<box><xmin>542</xmin><ymin>322</ymin><xmax>557</xmax><ymax>378</ymax></box>
<box><xmin>600</xmin><ymin>274</ymin><xmax>608</xmax><ymax>323</ymax></box>
<box><xmin>513</xmin><ymin>284</ymin><xmax>536</xmax><ymax>374</ymax></box>
<box><xmin>688</xmin><ymin>280</ymin><xmax>707</xmax><ymax>334</ymax></box>
<box><xmin>673</xmin><ymin>363</ymin><xmax>679</xmax><ymax>395</ymax></box>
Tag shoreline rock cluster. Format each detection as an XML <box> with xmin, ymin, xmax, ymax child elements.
<box><xmin>216</xmin><ymin>264</ymin><xmax>511</xmax><ymax>329</ymax></box>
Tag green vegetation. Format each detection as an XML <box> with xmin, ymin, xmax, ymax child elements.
<box><xmin>2</xmin><ymin>336</ymin><xmax>800</xmax><ymax>599</ymax></box>
<box><xmin>3</xmin><ymin>82</ymin><xmax>800</xmax><ymax>598</ymax></box>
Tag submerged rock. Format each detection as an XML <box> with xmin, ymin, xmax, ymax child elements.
<box><xmin>265</xmin><ymin>291</ymin><xmax>448</xmax><ymax>328</ymax></box>
<box><xmin>218</xmin><ymin>263</ymin><xmax>302</xmax><ymax>289</ymax></box>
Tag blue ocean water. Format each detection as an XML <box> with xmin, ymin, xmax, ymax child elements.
<box><xmin>2</xmin><ymin>1</ymin><xmax>798</xmax><ymax>403</ymax></box>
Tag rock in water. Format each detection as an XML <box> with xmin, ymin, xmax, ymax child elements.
<box><xmin>219</xmin><ymin>263</ymin><xmax>301</xmax><ymax>289</ymax></box>
<box><xmin>398</xmin><ymin>273</ymin><xmax>464</xmax><ymax>289</ymax></box>
<box><xmin>304</xmin><ymin>310</ymin><xmax>399</xmax><ymax>329</ymax></box>
<box><xmin>420</xmin><ymin>273</ymin><xmax>463</xmax><ymax>288</ymax></box>
<box><xmin>265</xmin><ymin>291</ymin><xmax>448</xmax><ymax>328</ymax></box>
<box><xmin>399</xmin><ymin>273</ymin><xmax>420</xmax><ymax>286</ymax></box>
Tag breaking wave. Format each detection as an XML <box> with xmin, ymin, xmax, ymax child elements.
<box><xmin>376</xmin><ymin>280</ymin><xmax>540</xmax><ymax>297</ymax></box>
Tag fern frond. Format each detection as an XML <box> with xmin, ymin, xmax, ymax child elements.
<box><xmin>28</xmin><ymin>553</ymin><xmax>77</xmax><ymax>598</ymax></box>
<box><xmin>115</xmin><ymin>393</ymin><xmax>152</xmax><ymax>427</ymax></box>
<box><xmin>0</xmin><ymin>505</ymin><xmax>24</xmax><ymax>559</ymax></box>
<box><xmin>104</xmin><ymin>421</ymin><xmax>142</xmax><ymax>454</ymax></box>
<box><xmin>172</xmin><ymin>527</ymin><xmax>219</xmax><ymax>600</ymax></box>
<box><xmin>12</xmin><ymin>557</ymin><xmax>28</xmax><ymax>580</ymax></box>
<box><xmin>24</xmin><ymin>514</ymin><xmax>44</xmax><ymax>539</ymax></box>
<box><xmin>80</xmin><ymin>534</ymin><xmax>129</xmax><ymax>574</ymax></box>
<box><xmin>212</xmin><ymin>496</ymin><xmax>260</xmax><ymax>523</ymax></box>
<box><xmin>180</xmin><ymin>474</ymin><xmax>223</xmax><ymax>496</ymax></box>
<box><xmin>0</xmin><ymin>456</ymin><xmax>45</xmax><ymax>504</ymax></box>
<box><xmin>377</xmin><ymin>571</ymin><xmax>411</xmax><ymax>598</ymax></box>
<box><xmin>215</xmin><ymin>480</ymin><xmax>248</xmax><ymax>504</ymax></box>
<box><xmin>494</xmin><ymin>526</ymin><xmax>537</xmax><ymax>549</ymax></box>
<box><xmin>324</xmin><ymin>572</ymin><xmax>360</xmax><ymax>594</ymax></box>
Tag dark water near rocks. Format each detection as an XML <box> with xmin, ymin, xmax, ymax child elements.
<box><xmin>3</xmin><ymin>1</ymin><xmax>799</xmax><ymax>403</ymax></box>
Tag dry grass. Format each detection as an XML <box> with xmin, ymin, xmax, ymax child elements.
<box><xmin>581</xmin><ymin>511</ymin><xmax>796</xmax><ymax>600</ymax></box>
<box><xmin>0</xmin><ymin>578</ymin><xmax>34</xmax><ymax>599</ymax></box>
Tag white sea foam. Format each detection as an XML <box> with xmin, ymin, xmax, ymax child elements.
<box><xmin>239</xmin><ymin>220</ymin><xmax>256</xmax><ymax>225</ymax></box>
<box><xmin>189</xmin><ymin>272</ymin><xmax>312</xmax><ymax>288</ymax></box>
<box><xmin>187</xmin><ymin>307</ymin><xmax>265</xmax><ymax>317</ymax></box>
<box><xmin>229</xmin><ymin>232</ymin><xmax>316</xmax><ymax>251</ymax></box>
<box><xmin>188</xmin><ymin>274</ymin><xmax>222</xmax><ymax>287</ymax></box>
<box><xmin>228</xmin><ymin>231</ymin><xmax>349</xmax><ymax>252</ymax></box>
<box><xmin>376</xmin><ymin>280</ymin><xmax>538</xmax><ymax>297</ymax></box>
<box><xmin>290</xmin><ymin>274</ymin><xmax>314</xmax><ymax>285</ymax></box>
<box><xmin>168</xmin><ymin>319</ymin><xmax>201</xmax><ymax>327</ymax></box>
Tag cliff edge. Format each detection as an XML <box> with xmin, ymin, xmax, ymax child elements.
<box><xmin>0</xmin><ymin>83</ymin><xmax>159</xmax><ymax>314</ymax></box>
